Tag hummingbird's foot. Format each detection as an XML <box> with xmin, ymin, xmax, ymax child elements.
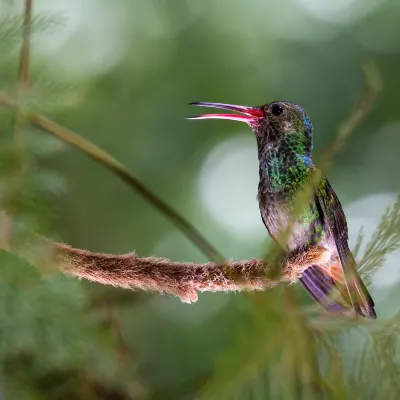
<box><xmin>282</xmin><ymin>245</ymin><xmax>331</xmax><ymax>283</ymax></box>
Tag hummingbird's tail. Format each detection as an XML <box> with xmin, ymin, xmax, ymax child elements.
<box><xmin>299</xmin><ymin>264</ymin><xmax>376</xmax><ymax>319</ymax></box>
<box><xmin>299</xmin><ymin>266</ymin><xmax>347</xmax><ymax>314</ymax></box>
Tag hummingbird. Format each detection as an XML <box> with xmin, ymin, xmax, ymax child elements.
<box><xmin>189</xmin><ymin>100</ymin><xmax>376</xmax><ymax>319</ymax></box>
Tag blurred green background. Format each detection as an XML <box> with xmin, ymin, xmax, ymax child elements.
<box><xmin>0</xmin><ymin>0</ymin><xmax>399</xmax><ymax>398</ymax></box>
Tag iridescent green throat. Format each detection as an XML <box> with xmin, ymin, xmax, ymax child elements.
<box><xmin>258</xmin><ymin>134</ymin><xmax>314</xmax><ymax>194</ymax></box>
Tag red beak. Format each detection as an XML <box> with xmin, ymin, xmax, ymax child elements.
<box><xmin>187</xmin><ymin>102</ymin><xmax>264</xmax><ymax>124</ymax></box>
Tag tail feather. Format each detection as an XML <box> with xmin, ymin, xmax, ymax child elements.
<box><xmin>336</xmin><ymin>253</ymin><xmax>376</xmax><ymax>319</ymax></box>
<box><xmin>330</xmin><ymin>257</ymin><xmax>376</xmax><ymax>319</ymax></box>
<box><xmin>353</xmin><ymin>279</ymin><xmax>376</xmax><ymax>319</ymax></box>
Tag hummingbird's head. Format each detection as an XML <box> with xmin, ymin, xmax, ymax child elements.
<box><xmin>188</xmin><ymin>101</ymin><xmax>313</xmax><ymax>151</ymax></box>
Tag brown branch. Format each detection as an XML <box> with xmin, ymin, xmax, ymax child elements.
<box><xmin>58</xmin><ymin>244</ymin><xmax>269</xmax><ymax>304</ymax></box>
<box><xmin>0</xmin><ymin>212</ymin><xmax>330</xmax><ymax>303</ymax></box>
<box><xmin>31</xmin><ymin>243</ymin><xmax>331</xmax><ymax>303</ymax></box>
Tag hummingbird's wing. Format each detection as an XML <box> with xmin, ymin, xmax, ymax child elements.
<box><xmin>314</xmin><ymin>177</ymin><xmax>376</xmax><ymax>319</ymax></box>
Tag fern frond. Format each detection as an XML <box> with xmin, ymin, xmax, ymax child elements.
<box><xmin>0</xmin><ymin>13</ymin><xmax>63</xmax><ymax>53</ymax></box>
<box><xmin>358</xmin><ymin>193</ymin><xmax>400</xmax><ymax>285</ymax></box>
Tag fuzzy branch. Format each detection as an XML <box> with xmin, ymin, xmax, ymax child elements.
<box><xmin>0</xmin><ymin>213</ymin><xmax>329</xmax><ymax>303</ymax></box>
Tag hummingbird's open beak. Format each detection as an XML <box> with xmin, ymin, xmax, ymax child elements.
<box><xmin>187</xmin><ymin>102</ymin><xmax>264</xmax><ymax>124</ymax></box>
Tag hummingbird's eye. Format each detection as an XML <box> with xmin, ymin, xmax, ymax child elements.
<box><xmin>270</xmin><ymin>104</ymin><xmax>284</xmax><ymax>116</ymax></box>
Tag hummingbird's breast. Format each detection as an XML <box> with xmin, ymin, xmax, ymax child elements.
<box><xmin>257</xmin><ymin>143</ymin><xmax>337</xmax><ymax>255</ymax></box>
<box><xmin>259</xmin><ymin>194</ymin><xmax>336</xmax><ymax>255</ymax></box>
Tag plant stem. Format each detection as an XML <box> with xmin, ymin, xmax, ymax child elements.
<box><xmin>0</xmin><ymin>91</ymin><xmax>225</xmax><ymax>263</ymax></box>
<box><xmin>9</xmin><ymin>0</ymin><xmax>33</xmax><ymax>216</ymax></box>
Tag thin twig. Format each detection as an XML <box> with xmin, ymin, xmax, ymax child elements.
<box><xmin>318</xmin><ymin>60</ymin><xmax>382</xmax><ymax>171</ymax></box>
<box><xmin>9</xmin><ymin>0</ymin><xmax>33</xmax><ymax>215</ymax></box>
<box><xmin>0</xmin><ymin>92</ymin><xmax>225</xmax><ymax>264</ymax></box>
<box><xmin>18</xmin><ymin>0</ymin><xmax>32</xmax><ymax>94</ymax></box>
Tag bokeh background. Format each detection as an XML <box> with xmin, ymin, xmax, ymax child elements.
<box><xmin>0</xmin><ymin>0</ymin><xmax>399</xmax><ymax>398</ymax></box>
